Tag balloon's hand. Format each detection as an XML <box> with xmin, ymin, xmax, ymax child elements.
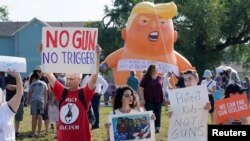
<box><xmin>100</xmin><ymin>63</ymin><xmax>108</xmax><ymax>72</ymax></box>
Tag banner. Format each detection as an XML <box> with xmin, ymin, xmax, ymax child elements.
<box><xmin>168</xmin><ymin>85</ymin><xmax>209</xmax><ymax>141</ymax></box>
<box><xmin>41</xmin><ymin>27</ymin><xmax>98</xmax><ymax>74</ymax></box>
<box><xmin>117</xmin><ymin>59</ymin><xmax>179</xmax><ymax>75</ymax></box>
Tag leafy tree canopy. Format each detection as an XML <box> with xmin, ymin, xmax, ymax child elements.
<box><xmin>0</xmin><ymin>5</ymin><xmax>9</xmax><ymax>21</ymax></box>
<box><xmin>101</xmin><ymin>0</ymin><xmax>250</xmax><ymax>75</ymax></box>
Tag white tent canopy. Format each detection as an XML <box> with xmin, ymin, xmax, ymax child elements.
<box><xmin>215</xmin><ymin>65</ymin><xmax>236</xmax><ymax>77</ymax></box>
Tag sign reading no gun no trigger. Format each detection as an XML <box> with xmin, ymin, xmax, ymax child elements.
<box><xmin>41</xmin><ymin>27</ymin><xmax>98</xmax><ymax>74</ymax></box>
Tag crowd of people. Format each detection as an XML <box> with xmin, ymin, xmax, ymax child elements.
<box><xmin>1</xmin><ymin>60</ymin><xmax>250</xmax><ymax>141</ymax></box>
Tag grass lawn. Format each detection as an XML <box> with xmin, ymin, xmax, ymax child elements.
<box><xmin>16</xmin><ymin>105</ymin><xmax>169</xmax><ymax>141</ymax></box>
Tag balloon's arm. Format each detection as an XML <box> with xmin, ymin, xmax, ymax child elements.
<box><xmin>174</xmin><ymin>51</ymin><xmax>194</xmax><ymax>71</ymax></box>
<box><xmin>100</xmin><ymin>48</ymin><xmax>124</xmax><ymax>71</ymax></box>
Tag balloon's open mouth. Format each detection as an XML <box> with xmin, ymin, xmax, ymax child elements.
<box><xmin>148</xmin><ymin>31</ymin><xmax>159</xmax><ymax>41</ymax></box>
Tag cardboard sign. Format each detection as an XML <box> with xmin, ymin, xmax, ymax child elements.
<box><xmin>0</xmin><ymin>55</ymin><xmax>26</xmax><ymax>72</ymax></box>
<box><xmin>214</xmin><ymin>94</ymin><xmax>250</xmax><ymax>124</ymax></box>
<box><xmin>168</xmin><ymin>85</ymin><xmax>209</xmax><ymax>141</ymax></box>
<box><xmin>41</xmin><ymin>27</ymin><xmax>98</xmax><ymax>74</ymax></box>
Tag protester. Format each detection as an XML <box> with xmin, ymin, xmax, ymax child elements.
<box><xmin>23</xmin><ymin>76</ymin><xmax>29</xmax><ymax>106</ymax></box>
<box><xmin>243</xmin><ymin>76</ymin><xmax>250</xmax><ymax>103</ymax></box>
<box><xmin>139</xmin><ymin>64</ymin><xmax>167</xmax><ymax>133</ymax></box>
<box><xmin>80</xmin><ymin>73</ymin><xmax>108</xmax><ymax>129</ymax></box>
<box><xmin>5</xmin><ymin>71</ymin><xmax>24</xmax><ymax>137</ymax></box>
<box><xmin>0</xmin><ymin>71</ymin><xmax>23</xmax><ymax>141</ymax></box>
<box><xmin>27</xmin><ymin>67</ymin><xmax>48</xmax><ymax>138</ymax></box>
<box><xmin>43</xmin><ymin>45</ymin><xmax>101</xmax><ymax>141</ymax></box>
<box><xmin>105</xmin><ymin>86</ymin><xmax>155</xmax><ymax>140</ymax></box>
<box><xmin>162</xmin><ymin>72</ymin><xmax>173</xmax><ymax>111</ymax></box>
<box><xmin>48</xmin><ymin>73</ymin><xmax>65</xmax><ymax>133</ymax></box>
<box><xmin>104</xmin><ymin>80</ymin><xmax>116</xmax><ymax>106</ymax></box>
<box><xmin>201</xmin><ymin>69</ymin><xmax>216</xmax><ymax>123</ymax></box>
<box><xmin>182</xmin><ymin>69</ymin><xmax>211</xmax><ymax>108</ymax></box>
<box><xmin>227</xmin><ymin>71</ymin><xmax>241</xmax><ymax>86</ymax></box>
<box><xmin>127</xmin><ymin>70</ymin><xmax>139</xmax><ymax>92</ymax></box>
<box><xmin>0</xmin><ymin>71</ymin><xmax>5</xmax><ymax>91</ymax></box>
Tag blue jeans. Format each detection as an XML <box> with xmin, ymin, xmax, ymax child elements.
<box><xmin>145</xmin><ymin>102</ymin><xmax>162</xmax><ymax>130</ymax></box>
<box><xmin>91</xmin><ymin>94</ymin><xmax>101</xmax><ymax>128</ymax></box>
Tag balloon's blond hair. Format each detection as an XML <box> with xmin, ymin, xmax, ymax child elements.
<box><xmin>126</xmin><ymin>1</ymin><xmax>177</xmax><ymax>29</ymax></box>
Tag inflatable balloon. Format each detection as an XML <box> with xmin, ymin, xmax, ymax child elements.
<box><xmin>101</xmin><ymin>1</ymin><xmax>193</xmax><ymax>85</ymax></box>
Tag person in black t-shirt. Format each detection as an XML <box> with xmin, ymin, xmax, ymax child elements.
<box><xmin>5</xmin><ymin>74</ymin><xmax>24</xmax><ymax>137</ymax></box>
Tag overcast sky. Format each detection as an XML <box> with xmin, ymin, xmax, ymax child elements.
<box><xmin>1</xmin><ymin>0</ymin><xmax>113</xmax><ymax>21</ymax></box>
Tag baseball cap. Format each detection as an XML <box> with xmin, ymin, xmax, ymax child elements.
<box><xmin>203</xmin><ymin>69</ymin><xmax>212</xmax><ymax>78</ymax></box>
<box><xmin>34</xmin><ymin>65</ymin><xmax>42</xmax><ymax>71</ymax></box>
<box><xmin>225</xmin><ymin>83</ymin><xmax>248</xmax><ymax>94</ymax></box>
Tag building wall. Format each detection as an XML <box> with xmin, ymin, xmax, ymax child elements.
<box><xmin>0</xmin><ymin>37</ymin><xmax>14</xmax><ymax>56</ymax></box>
<box><xmin>14</xmin><ymin>21</ymin><xmax>46</xmax><ymax>77</ymax></box>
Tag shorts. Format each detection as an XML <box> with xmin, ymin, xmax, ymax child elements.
<box><xmin>31</xmin><ymin>100</ymin><xmax>44</xmax><ymax>115</ymax></box>
<box><xmin>15</xmin><ymin>101</ymin><xmax>24</xmax><ymax>121</ymax></box>
<box><xmin>208</xmin><ymin>94</ymin><xmax>214</xmax><ymax>113</ymax></box>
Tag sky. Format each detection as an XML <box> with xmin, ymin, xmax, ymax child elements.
<box><xmin>1</xmin><ymin>0</ymin><xmax>113</xmax><ymax>21</ymax></box>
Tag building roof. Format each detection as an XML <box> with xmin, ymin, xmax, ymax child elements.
<box><xmin>0</xmin><ymin>18</ymin><xmax>86</xmax><ymax>37</ymax></box>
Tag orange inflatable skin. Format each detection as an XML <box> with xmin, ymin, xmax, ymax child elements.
<box><xmin>101</xmin><ymin>2</ymin><xmax>193</xmax><ymax>85</ymax></box>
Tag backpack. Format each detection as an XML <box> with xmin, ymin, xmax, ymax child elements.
<box><xmin>59</xmin><ymin>88</ymin><xmax>96</xmax><ymax>125</ymax></box>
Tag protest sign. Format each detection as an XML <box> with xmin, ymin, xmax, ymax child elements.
<box><xmin>41</xmin><ymin>27</ymin><xmax>98</xmax><ymax>74</ymax></box>
<box><xmin>0</xmin><ymin>55</ymin><xmax>26</xmax><ymax>72</ymax></box>
<box><xmin>168</xmin><ymin>85</ymin><xmax>209</xmax><ymax>141</ymax></box>
<box><xmin>214</xmin><ymin>94</ymin><xmax>250</xmax><ymax>124</ymax></box>
<box><xmin>109</xmin><ymin>111</ymin><xmax>155</xmax><ymax>141</ymax></box>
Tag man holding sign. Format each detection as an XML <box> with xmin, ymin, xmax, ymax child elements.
<box><xmin>43</xmin><ymin>44</ymin><xmax>102</xmax><ymax>141</ymax></box>
<box><xmin>0</xmin><ymin>71</ymin><xmax>23</xmax><ymax>141</ymax></box>
<box><xmin>40</xmin><ymin>26</ymin><xmax>102</xmax><ymax>141</ymax></box>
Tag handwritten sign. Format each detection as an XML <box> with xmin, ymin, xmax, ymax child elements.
<box><xmin>214</xmin><ymin>94</ymin><xmax>250</xmax><ymax>124</ymax></box>
<box><xmin>117</xmin><ymin>59</ymin><xmax>179</xmax><ymax>75</ymax></box>
<box><xmin>41</xmin><ymin>27</ymin><xmax>98</xmax><ymax>74</ymax></box>
<box><xmin>0</xmin><ymin>55</ymin><xmax>26</xmax><ymax>72</ymax></box>
<box><xmin>109</xmin><ymin>111</ymin><xmax>155</xmax><ymax>141</ymax></box>
<box><xmin>168</xmin><ymin>85</ymin><xmax>208</xmax><ymax>141</ymax></box>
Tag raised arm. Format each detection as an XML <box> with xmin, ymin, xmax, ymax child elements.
<box><xmin>88</xmin><ymin>44</ymin><xmax>102</xmax><ymax>90</ymax></box>
<box><xmin>38</xmin><ymin>43</ymin><xmax>57</xmax><ymax>88</ymax></box>
<box><xmin>8</xmin><ymin>71</ymin><xmax>23</xmax><ymax>112</ymax></box>
<box><xmin>44</xmin><ymin>73</ymin><xmax>57</xmax><ymax>89</ymax></box>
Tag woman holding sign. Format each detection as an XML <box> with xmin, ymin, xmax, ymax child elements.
<box><xmin>105</xmin><ymin>86</ymin><xmax>156</xmax><ymax>141</ymax></box>
<box><xmin>0</xmin><ymin>71</ymin><xmax>23</xmax><ymax>141</ymax></box>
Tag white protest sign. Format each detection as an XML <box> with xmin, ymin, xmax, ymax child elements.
<box><xmin>117</xmin><ymin>59</ymin><xmax>179</xmax><ymax>75</ymax></box>
<box><xmin>0</xmin><ymin>55</ymin><xmax>26</xmax><ymax>72</ymax></box>
<box><xmin>168</xmin><ymin>85</ymin><xmax>209</xmax><ymax>141</ymax></box>
<box><xmin>42</xmin><ymin>27</ymin><xmax>98</xmax><ymax>74</ymax></box>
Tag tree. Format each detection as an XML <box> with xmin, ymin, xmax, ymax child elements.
<box><xmin>0</xmin><ymin>5</ymin><xmax>9</xmax><ymax>21</ymax></box>
<box><xmin>84</xmin><ymin>21</ymin><xmax>123</xmax><ymax>62</ymax></box>
<box><xmin>102</xmin><ymin>0</ymin><xmax>250</xmax><ymax>75</ymax></box>
<box><xmin>174</xmin><ymin>0</ymin><xmax>250</xmax><ymax>74</ymax></box>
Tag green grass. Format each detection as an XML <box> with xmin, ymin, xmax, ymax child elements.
<box><xmin>16</xmin><ymin>106</ymin><xmax>169</xmax><ymax>141</ymax></box>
